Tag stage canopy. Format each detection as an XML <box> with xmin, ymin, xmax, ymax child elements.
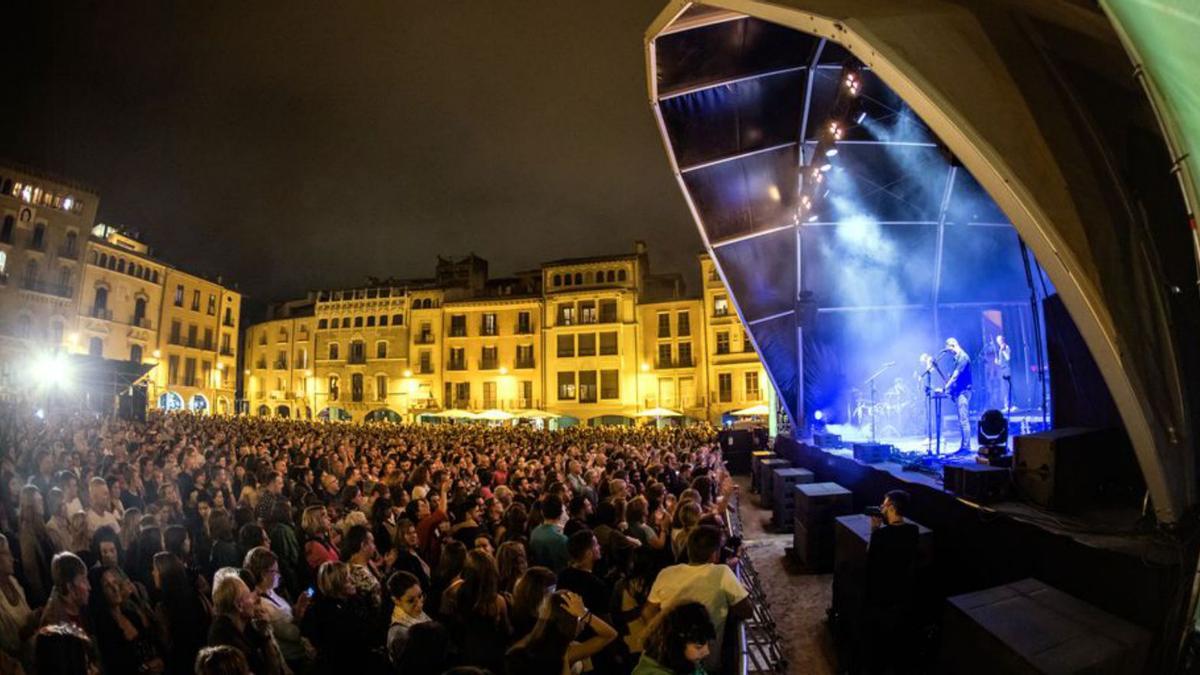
<box><xmin>645</xmin><ymin>1</ymin><xmax>1200</xmax><ymax>523</ymax></box>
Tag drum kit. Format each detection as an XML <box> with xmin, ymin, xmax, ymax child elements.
<box><xmin>851</xmin><ymin>377</ymin><xmax>920</xmax><ymax>438</ymax></box>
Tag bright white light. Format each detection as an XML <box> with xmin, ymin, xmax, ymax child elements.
<box><xmin>825</xmin><ymin>147</ymin><xmax>838</xmax><ymax>158</ymax></box>
<box><xmin>855</xmin><ymin>111</ymin><xmax>867</xmax><ymax>124</ymax></box>
<box><xmin>30</xmin><ymin>353</ymin><xmax>71</xmax><ymax>389</ymax></box>
<box><xmin>63</xmin><ymin>196</ymin><xmax>74</xmax><ymax>211</ymax></box>
<box><xmin>767</xmin><ymin>184</ymin><xmax>781</xmax><ymax>202</ymax></box>
<box><xmin>403</xmin><ymin>369</ymin><xmax>413</xmax><ymax>378</ymax></box>
<box><xmin>499</xmin><ymin>366</ymin><xmax>508</xmax><ymax>375</ymax></box>
<box><xmin>814</xmin><ymin>410</ymin><xmax>824</xmax><ymax>421</ymax></box>
<box><xmin>819</xmin><ymin>163</ymin><xmax>833</xmax><ymax>172</ymax></box>
<box><xmin>807</xmin><ymin>214</ymin><xmax>819</xmax><ymax>222</ymax></box>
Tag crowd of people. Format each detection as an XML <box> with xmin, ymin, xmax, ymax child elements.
<box><xmin>0</xmin><ymin>405</ymin><xmax>753</xmax><ymax>675</ymax></box>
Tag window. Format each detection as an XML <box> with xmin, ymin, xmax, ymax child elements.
<box><xmin>517</xmin><ymin>311</ymin><xmax>531</xmax><ymax>334</ymax></box>
<box><xmin>349</xmin><ymin>340</ymin><xmax>366</xmax><ymax>363</ymax></box>
<box><xmin>93</xmin><ymin>287</ymin><xmax>109</xmax><ymax>314</ymax></box>
<box><xmin>481</xmin><ymin>346</ymin><xmax>498</xmax><ymax>369</ymax></box>
<box><xmin>168</xmin><ymin>356</ymin><xmax>180</xmax><ymax>385</ymax></box>
<box><xmin>31</xmin><ymin>223</ymin><xmax>45</xmax><ymax>249</ymax></box>
<box><xmin>23</xmin><ymin>259</ymin><xmax>38</xmax><ymax>286</ymax></box>
<box><xmin>450</xmin><ymin>314</ymin><xmax>467</xmax><ymax>337</ymax></box>
<box><xmin>714</xmin><ymin>295</ymin><xmax>729</xmax><ymax>317</ymax></box>
<box><xmin>0</xmin><ymin>215</ymin><xmax>13</xmax><ymax>242</ymax></box>
<box><xmin>564</xmin><ymin>274</ymin><xmax>573</xmax><ymax>287</ymax></box>
<box><xmin>574</xmin><ymin>273</ymin><xmax>583</xmax><ymax>285</ymax></box>
<box><xmin>329</xmin><ymin>375</ymin><xmax>340</xmax><ymax>401</ymax></box>
<box><xmin>169</xmin><ymin>320</ymin><xmax>181</xmax><ymax>344</ymax></box>
<box><xmin>618</xmin><ymin>269</ymin><xmax>627</xmax><ymax>282</ymax></box>
<box><xmin>174</xmin><ymin>285</ymin><xmax>184</xmax><ymax>306</ymax></box>
<box><xmin>184</xmin><ymin>358</ymin><xmax>197</xmax><ymax>387</ymax></box>
<box><xmin>376</xmin><ymin>374</ymin><xmax>388</xmax><ymax>401</ymax></box>
<box><xmin>329</xmin><ymin>343</ymin><xmax>340</xmax><ymax>360</ymax></box>
<box><xmin>454</xmin><ymin>382</ymin><xmax>471</xmax><ymax>407</ymax></box>
<box><xmin>520</xmin><ymin>380</ymin><xmax>533</xmax><ymax>407</ymax></box>
<box><xmin>599</xmin><ymin>300</ymin><xmax>618</xmax><ymax>323</ymax></box>
<box><xmin>57</xmin><ymin>266</ymin><xmax>70</xmax><ymax>290</ymax></box>
<box><xmin>743</xmin><ymin>330</ymin><xmax>755</xmax><ymax>352</ymax></box>
<box><xmin>579</xmin><ymin>371</ymin><xmax>597</xmax><ymax>403</ymax></box>
<box><xmin>130</xmin><ymin>344</ymin><xmax>143</xmax><ymax>363</ymax></box>
<box><xmin>187</xmin><ymin>324</ymin><xmax>198</xmax><ymax>347</ymax></box>
<box><xmin>716</xmin><ymin>331</ymin><xmax>730</xmax><ymax>355</ymax></box>
<box><xmin>657</xmin><ymin>343</ymin><xmax>672</xmax><ymax>368</ymax></box>
<box><xmin>207</xmin><ymin>294</ymin><xmax>216</xmax><ymax>315</ymax></box>
<box><xmin>657</xmin><ymin>312</ymin><xmax>670</xmax><ymax>338</ymax></box>
<box><xmin>133</xmin><ymin>297</ymin><xmax>147</xmax><ymax>325</ymax></box>
<box><xmin>606</xmin><ymin>270</ymin><xmax>615</xmax><ymax>283</ymax></box>
<box><xmin>601</xmin><ymin>370</ymin><xmax>619</xmax><ymax>400</ymax></box>
<box><xmin>579</xmin><ymin>301</ymin><xmax>596</xmax><ymax>324</ymax></box>
<box><xmin>557</xmin><ymin>303</ymin><xmax>575</xmax><ymax>326</ymax></box>
<box><xmin>222</xmin><ymin>306</ymin><xmax>233</xmax><ymax>326</ymax></box>
<box><xmin>393</xmin><ymin>313</ymin><xmax>404</xmax><ymax>326</ymax></box>
<box><xmin>354</xmin><ymin>316</ymin><xmax>363</xmax><ymax>328</ymax></box>
<box><xmin>64</xmin><ymin>231</ymin><xmax>77</xmax><ymax>256</ymax></box>
<box><xmin>191</xmin><ymin>290</ymin><xmax>200</xmax><ymax>311</ymax></box>
<box><xmin>448</xmin><ymin>347</ymin><xmax>466</xmax><ymax>370</ymax></box>
<box><xmin>678</xmin><ymin>311</ymin><xmax>691</xmax><ymax>337</ymax></box>
<box><xmin>557</xmin><ymin>334</ymin><xmax>575</xmax><ymax>358</ymax></box>
<box><xmin>379</xmin><ymin>315</ymin><xmax>388</xmax><ymax>327</ymax></box>
<box><xmin>599</xmin><ymin>331</ymin><xmax>618</xmax><ymax>356</ymax></box>
<box><xmin>417</xmin><ymin>322</ymin><xmax>434</xmax><ymax>343</ymax></box>
<box><xmin>296</xmin><ymin>347</ymin><xmax>307</xmax><ymax>368</ymax></box>
<box><xmin>678</xmin><ymin>342</ymin><xmax>693</xmax><ymax>367</ymax></box>
<box><xmin>481</xmin><ymin>313</ymin><xmax>497</xmax><ymax>336</ymax></box>
<box><xmin>366</xmin><ymin>316</ymin><xmax>376</xmax><ymax>327</ymax></box>
<box><xmin>275</xmin><ymin>350</ymin><xmax>287</xmax><ymax>369</ymax></box>
<box><xmin>745</xmin><ymin>371</ymin><xmax>761</xmax><ymax>399</ymax></box>
<box><xmin>557</xmin><ymin>371</ymin><xmax>576</xmax><ymax>400</ymax></box>
<box><xmin>419</xmin><ymin>350</ymin><xmax>432</xmax><ymax>373</ymax></box>
<box><xmin>577</xmin><ymin>333</ymin><xmax>596</xmax><ymax>357</ymax></box>
<box><xmin>376</xmin><ymin>341</ymin><xmax>388</xmax><ymax>359</ymax></box>
<box><xmin>203</xmin><ymin>327</ymin><xmax>213</xmax><ymax>350</ymax></box>
<box><xmin>201</xmin><ymin>361</ymin><xmax>212</xmax><ymax>387</ymax></box>
<box><xmin>719</xmin><ymin>372</ymin><xmax>733</xmax><ymax>402</ymax></box>
<box><xmin>483</xmin><ymin>381</ymin><xmax>497</xmax><ymax>408</ymax></box>
<box><xmin>516</xmin><ymin>344</ymin><xmax>534</xmax><ymax>368</ymax></box>
<box><xmin>351</xmin><ymin>374</ymin><xmax>364</xmax><ymax>402</ymax></box>
<box><xmin>117</xmin><ymin>258</ymin><xmax>126</xmax><ymax>273</ymax></box>
<box><xmin>316</xmin><ymin>318</ymin><xmax>328</xmax><ymax>330</ymax></box>
<box><xmin>88</xmin><ymin>337</ymin><xmax>104</xmax><ymax>357</ymax></box>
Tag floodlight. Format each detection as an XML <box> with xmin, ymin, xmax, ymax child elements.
<box><xmin>30</xmin><ymin>353</ymin><xmax>71</xmax><ymax>389</ymax></box>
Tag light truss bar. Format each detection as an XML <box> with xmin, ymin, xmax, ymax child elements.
<box><xmin>711</xmin><ymin>223</ymin><xmax>795</xmax><ymax>249</ymax></box>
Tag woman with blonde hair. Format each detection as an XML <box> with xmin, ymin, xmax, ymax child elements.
<box><xmin>301</xmin><ymin>505</ymin><xmax>339</xmax><ymax>575</ymax></box>
<box><xmin>496</xmin><ymin>540</ymin><xmax>528</xmax><ymax>595</ymax></box>
<box><xmin>301</xmin><ymin>561</ymin><xmax>383</xmax><ymax>674</ymax></box>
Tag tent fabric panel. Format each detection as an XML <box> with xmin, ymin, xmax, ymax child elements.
<box><xmin>800</xmin><ymin>223</ymin><xmax>937</xmax><ymax>309</ymax></box>
<box><xmin>659</xmin><ymin>67</ymin><xmax>807</xmax><ymax>169</ymax></box>
<box><xmin>937</xmin><ymin>225</ymin><xmax>1032</xmax><ymax>305</ymax></box>
<box><xmin>714</xmin><ymin>226</ymin><xmax>796</xmax><ymax>321</ymax></box>
<box><xmin>746</xmin><ymin>309</ymin><xmax>800</xmax><ymax>428</ymax></box>
<box><xmin>681</xmin><ymin>143</ymin><xmax>798</xmax><ymax>242</ymax></box>
<box><xmin>655</xmin><ymin>17</ymin><xmax>817</xmax><ymax>97</ymax></box>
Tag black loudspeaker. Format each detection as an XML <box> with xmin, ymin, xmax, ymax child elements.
<box><xmin>943</xmin><ymin>463</ymin><xmax>1010</xmax><ymax>503</ymax></box>
<box><xmin>812</xmin><ymin>431</ymin><xmax>843</xmax><ymax>449</ymax></box>
<box><xmin>771</xmin><ymin>467</ymin><xmax>814</xmax><ymax>528</ymax></box>
<box><xmin>720</xmin><ymin>429</ymin><xmax>754</xmax><ymax>475</ymax></box>
<box><xmin>852</xmin><ymin>442</ymin><xmax>890</xmax><ymax>463</ymax></box>
<box><xmin>1013</xmin><ymin>428</ymin><xmax>1134</xmax><ymax>511</ymax></box>
<box><xmin>117</xmin><ymin>385</ymin><xmax>147</xmax><ymax>422</ymax></box>
<box><xmin>757</xmin><ymin>458</ymin><xmax>792</xmax><ymax>508</ymax></box>
<box><xmin>793</xmin><ymin>482</ymin><xmax>854</xmax><ymax>571</ymax></box>
<box><xmin>940</xmin><ymin>579</ymin><xmax>1150</xmax><ymax>675</ymax></box>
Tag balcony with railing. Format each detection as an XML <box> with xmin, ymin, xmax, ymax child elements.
<box><xmin>515</xmin><ymin>357</ymin><xmax>535</xmax><ymax>370</ymax></box>
<box><xmin>479</xmin><ymin>358</ymin><xmax>499</xmax><ymax>370</ymax></box>
<box><xmin>417</xmin><ymin>365</ymin><xmax>435</xmax><ymax>375</ymax></box>
<box><xmin>447</xmin><ymin>358</ymin><xmax>467</xmax><ymax>371</ymax></box>
<box><xmin>273</xmin><ymin>360</ymin><xmax>288</xmax><ymax>370</ymax></box>
<box><xmin>90</xmin><ymin>307</ymin><xmax>113</xmax><ymax>321</ymax></box>
<box><xmin>133</xmin><ymin>317</ymin><xmax>153</xmax><ymax>329</ymax></box>
<box><xmin>219</xmin><ymin>346</ymin><xmax>234</xmax><ymax>356</ymax></box>
<box><xmin>449</xmin><ymin>326</ymin><xmax>467</xmax><ymax>338</ymax></box>
<box><xmin>223</xmin><ymin>316</ymin><xmax>236</xmax><ymax>327</ymax></box>
<box><xmin>21</xmin><ymin>278</ymin><xmax>72</xmax><ymax>298</ymax></box>
<box><xmin>415</xmin><ymin>332</ymin><xmax>436</xmax><ymax>344</ymax></box>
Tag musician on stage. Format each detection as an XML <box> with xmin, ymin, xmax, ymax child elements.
<box><xmin>943</xmin><ymin>338</ymin><xmax>972</xmax><ymax>452</ymax></box>
<box><xmin>995</xmin><ymin>334</ymin><xmax>1013</xmax><ymax>412</ymax></box>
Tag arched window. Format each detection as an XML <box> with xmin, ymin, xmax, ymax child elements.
<box><xmin>554</xmin><ymin>274</ymin><xmax>562</xmax><ymax>286</ymax></box>
<box><xmin>152</xmin><ymin>270</ymin><xmax>159</xmax><ymax>283</ymax></box>
<box><xmin>606</xmin><ymin>270</ymin><xmax>615</xmax><ymax>282</ymax></box>
<box><xmin>258</xmin><ymin>405</ymin><xmax>271</xmax><ymax>417</ymax></box>
<box><xmin>134</xmin><ymin>297</ymin><xmax>147</xmax><ymax>324</ymax></box>
<box><xmin>106</xmin><ymin>256</ymin><xmax>116</xmax><ymax>270</ymax></box>
<box><xmin>130</xmin><ymin>344</ymin><xmax>143</xmax><ymax>363</ymax></box>
<box><xmin>329</xmin><ymin>375</ymin><xmax>340</xmax><ymax>401</ymax></box>
<box><xmin>376</xmin><ymin>374</ymin><xmax>388</xmax><ymax>401</ymax></box>
<box><xmin>93</xmin><ymin>287</ymin><xmax>108</xmax><ymax>315</ymax></box>
<box><xmin>57</xmin><ymin>266</ymin><xmax>70</xmax><ymax>289</ymax></box>
<box><xmin>1</xmin><ymin>215</ymin><xmax>14</xmax><ymax>242</ymax></box>
<box><xmin>318</xmin><ymin>319</ymin><xmax>328</xmax><ymax>329</ymax></box>
<box><xmin>574</xmin><ymin>273</ymin><xmax>582</xmax><ymax>285</ymax></box>
<box><xmin>618</xmin><ymin>269</ymin><xmax>627</xmax><ymax>282</ymax></box>
<box><xmin>88</xmin><ymin>336</ymin><xmax>104</xmax><ymax>356</ymax></box>
<box><xmin>64</xmin><ymin>231</ymin><xmax>77</xmax><ymax>256</ymax></box>
<box><xmin>98</xmin><ymin>253</ymin><xmax>108</xmax><ymax>268</ymax></box>
<box><xmin>376</xmin><ymin>341</ymin><xmax>388</xmax><ymax>359</ymax></box>
<box><xmin>351</xmin><ymin>373</ymin><xmax>364</xmax><ymax>402</ymax></box>
<box><xmin>329</xmin><ymin>343</ymin><xmax>340</xmax><ymax>360</ymax></box>
<box><xmin>31</xmin><ymin>223</ymin><xmax>45</xmax><ymax>249</ymax></box>
<box><xmin>117</xmin><ymin>258</ymin><xmax>126</xmax><ymax>273</ymax></box>
<box><xmin>564</xmin><ymin>274</ymin><xmax>573</xmax><ymax>286</ymax></box>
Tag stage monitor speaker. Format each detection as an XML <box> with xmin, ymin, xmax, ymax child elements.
<box><xmin>719</xmin><ymin>429</ymin><xmax>754</xmax><ymax>475</ymax></box>
<box><xmin>1013</xmin><ymin>428</ymin><xmax>1136</xmax><ymax>511</ymax></box>
<box><xmin>852</xmin><ymin>442</ymin><xmax>890</xmax><ymax>463</ymax></box>
<box><xmin>813</xmin><ymin>431</ymin><xmax>842</xmax><ymax>449</ymax></box>
<box><xmin>943</xmin><ymin>463</ymin><xmax>1010</xmax><ymax>503</ymax></box>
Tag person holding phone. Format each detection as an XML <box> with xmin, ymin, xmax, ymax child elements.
<box><xmin>864</xmin><ymin>490</ymin><xmax>919</xmax><ymax>674</ymax></box>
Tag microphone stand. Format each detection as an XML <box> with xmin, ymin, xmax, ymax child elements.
<box><xmin>925</xmin><ymin>359</ymin><xmax>948</xmax><ymax>456</ymax></box>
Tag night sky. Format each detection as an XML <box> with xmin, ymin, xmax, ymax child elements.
<box><xmin>0</xmin><ymin>2</ymin><xmax>699</xmax><ymax>303</ymax></box>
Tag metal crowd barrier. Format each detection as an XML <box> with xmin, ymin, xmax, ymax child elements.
<box><xmin>725</xmin><ymin>490</ymin><xmax>788</xmax><ymax>674</ymax></box>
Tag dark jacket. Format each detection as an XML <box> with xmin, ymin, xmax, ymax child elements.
<box><xmin>300</xmin><ymin>593</ymin><xmax>385</xmax><ymax>674</ymax></box>
<box><xmin>207</xmin><ymin>613</ymin><xmax>285</xmax><ymax>675</ymax></box>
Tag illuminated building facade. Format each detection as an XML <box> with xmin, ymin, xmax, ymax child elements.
<box><xmin>0</xmin><ymin>166</ymin><xmax>97</xmax><ymax>395</ymax></box>
<box><xmin>246</xmin><ymin>245</ymin><xmax>770</xmax><ymax>424</ymax></box>
<box><xmin>156</xmin><ymin>267</ymin><xmax>240</xmax><ymax>415</ymax></box>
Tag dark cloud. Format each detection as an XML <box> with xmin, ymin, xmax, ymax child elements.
<box><xmin>1</xmin><ymin>1</ymin><xmax>700</xmax><ymax>301</ymax></box>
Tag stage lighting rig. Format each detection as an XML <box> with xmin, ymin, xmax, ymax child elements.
<box><xmin>841</xmin><ymin>62</ymin><xmax>862</xmax><ymax>96</ymax></box>
<box><xmin>976</xmin><ymin>408</ymin><xmax>1010</xmax><ymax>464</ymax></box>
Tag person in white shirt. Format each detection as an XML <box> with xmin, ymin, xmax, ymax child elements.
<box><xmin>85</xmin><ymin>477</ymin><xmax>122</xmax><ymax>537</ymax></box>
<box><xmin>644</xmin><ymin>525</ymin><xmax>752</xmax><ymax>671</ymax></box>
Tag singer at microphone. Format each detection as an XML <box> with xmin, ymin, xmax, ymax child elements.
<box><xmin>943</xmin><ymin>337</ymin><xmax>973</xmax><ymax>452</ymax></box>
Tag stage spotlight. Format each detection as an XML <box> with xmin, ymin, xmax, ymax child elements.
<box><xmin>828</xmin><ymin>121</ymin><xmax>843</xmax><ymax>140</ymax></box>
<box><xmin>977</xmin><ymin>408</ymin><xmax>1008</xmax><ymax>448</ymax></box>
<box><xmin>814</xmin><ymin>410</ymin><xmax>824</xmax><ymax>421</ymax></box>
<box><xmin>842</xmin><ymin>69</ymin><xmax>861</xmax><ymax>96</ymax></box>
<box><xmin>819</xmin><ymin>162</ymin><xmax>832</xmax><ymax>172</ymax></box>
<box><xmin>824</xmin><ymin>147</ymin><xmax>838</xmax><ymax>158</ymax></box>
<box><xmin>29</xmin><ymin>353</ymin><xmax>71</xmax><ymax>389</ymax></box>
<box><xmin>807</xmin><ymin>214</ymin><xmax>818</xmax><ymax>222</ymax></box>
